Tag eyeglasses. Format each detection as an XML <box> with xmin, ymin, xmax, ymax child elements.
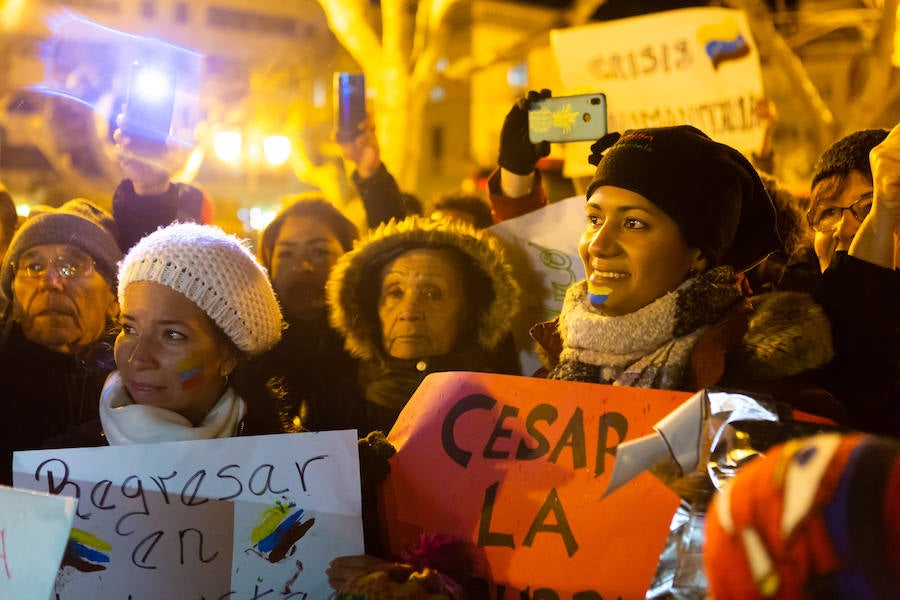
<box><xmin>15</xmin><ymin>254</ymin><xmax>96</xmax><ymax>280</ymax></box>
<box><xmin>806</xmin><ymin>197</ymin><xmax>872</xmax><ymax>233</ymax></box>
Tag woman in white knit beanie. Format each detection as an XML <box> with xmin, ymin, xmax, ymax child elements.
<box><xmin>99</xmin><ymin>222</ymin><xmax>285</xmax><ymax>445</ymax></box>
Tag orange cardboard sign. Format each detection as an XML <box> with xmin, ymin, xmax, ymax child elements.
<box><xmin>380</xmin><ymin>372</ymin><xmax>693</xmax><ymax>599</ymax></box>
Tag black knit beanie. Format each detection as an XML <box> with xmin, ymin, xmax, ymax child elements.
<box><xmin>810</xmin><ymin>128</ymin><xmax>889</xmax><ymax>191</ymax></box>
<box><xmin>1</xmin><ymin>198</ymin><xmax>122</xmax><ymax>299</ymax></box>
<box><xmin>585</xmin><ymin>125</ymin><xmax>779</xmax><ymax>272</ymax></box>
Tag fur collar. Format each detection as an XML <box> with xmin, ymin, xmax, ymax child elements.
<box><xmin>730</xmin><ymin>291</ymin><xmax>834</xmax><ymax>381</ymax></box>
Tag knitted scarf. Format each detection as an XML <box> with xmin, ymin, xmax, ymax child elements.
<box><xmin>99</xmin><ymin>372</ymin><xmax>246</xmax><ymax>445</ymax></box>
<box><xmin>548</xmin><ymin>266</ymin><xmax>742</xmax><ymax>388</ymax></box>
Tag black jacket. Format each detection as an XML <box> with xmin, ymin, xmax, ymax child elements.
<box><xmin>0</xmin><ymin>325</ymin><xmax>113</xmax><ymax>485</ymax></box>
<box><xmin>239</xmin><ymin>314</ymin><xmax>367</xmax><ymax>435</ymax></box>
<box><xmin>815</xmin><ymin>252</ymin><xmax>900</xmax><ymax>437</ymax></box>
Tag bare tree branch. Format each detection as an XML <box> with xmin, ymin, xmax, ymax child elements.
<box><xmin>317</xmin><ymin>0</ymin><xmax>384</xmax><ymax>73</ymax></box>
<box><xmin>726</xmin><ymin>0</ymin><xmax>837</xmax><ymax>147</ymax></box>
<box><xmin>851</xmin><ymin>0</ymin><xmax>898</xmax><ymax>131</ymax></box>
<box><xmin>566</xmin><ymin>0</ymin><xmax>608</xmax><ymax>27</ymax></box>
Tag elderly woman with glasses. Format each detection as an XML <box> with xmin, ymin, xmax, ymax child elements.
<box><xmin>0</xmin><ymin>199</ymin><xmax>123</xmax><ymax>485</ymax></box>
<box><xmin>806</xmin><ymin>125</ymin><xmax>900</xmax><ymax>437</ymax></box>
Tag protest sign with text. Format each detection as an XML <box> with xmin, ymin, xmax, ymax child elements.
<box><xmin>380</xmin><ymin>372</ymin><xmax>692</xmax><ymax>599</ymax></box>
<box><xmin>14</xmin><ymin>431</ymin><xmax>362</xmax><ymax>600</ymax></box>
<box><xmin>551</xmin><ymin>7</ymin><xmax>765</xmax><ymax>178</ymax></box>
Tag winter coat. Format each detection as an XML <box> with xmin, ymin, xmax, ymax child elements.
<box><xmin>0</xmin><ymin>324</ymin><xmax>114</xmax><ymax>485</ymax></box>
<box><xmin>815</xmin><ymin>252</ymin><xmax>900</xmax><ymax>436</ymax></box>
<box><xmin>352</xmin><ymin>164</ymin><xmax>407</xmax><ymax>229</ymax></box>
<box><xmin>112</xmin><ymin>179</ymin><xmax>212</xmax><ymax>252</ymax></box>
<box><xmin>327</xmin><ymin>217</ymin><xmax>521</xmax><ymax>434</ymax></box>
<box><xmin>530</xmin><ymin>289</ymin><xmax>846</xmax><ymax>422</ymax></box>
<box><xmin>240</xmin><ymin>313</ymin><xmax>368</xmax><ymax>435</ymax></box>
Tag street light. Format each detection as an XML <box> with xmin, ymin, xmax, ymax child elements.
<box><xmin>263</xmin><ymin>135</ymin><xmax>291</xmax><ymax>166</ymax></box>
<box><xmin>214</xmin><ymin>130</ymin><xmax>242</xmax><ymax>162</ymax></box>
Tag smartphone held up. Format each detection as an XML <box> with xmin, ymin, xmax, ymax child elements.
<box><xmin>334</xmin><ymin>72</ymin><xmax>367</xmax><ymax>144</ymax></box>
<box><xmin>120</xmin><ymin>61</ymin><xmax>176</xmax><ymax>156</ymax></box>
<box><xmin>528</xmin><ymin>93</ymin><xmax>607</xmax><ymax>144</ymax></box>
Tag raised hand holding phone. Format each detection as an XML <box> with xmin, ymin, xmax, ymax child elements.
<box><xmin>498</xmin><ymin>89</ymin><xmax>553</xmax><ymax>176</ymax></box>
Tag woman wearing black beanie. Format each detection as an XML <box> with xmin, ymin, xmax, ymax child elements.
<box><xmin>525</xmin><ymin>125</ymin><xmax>842</xmax><ymax>422</ymax></box>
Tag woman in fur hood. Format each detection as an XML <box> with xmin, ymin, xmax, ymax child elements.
<box><xmin>529</xmin><ymin>125</ymin><xmax>843</xmax><ymax>421</ymax></box>
<box><xmin>327</xmin><ymin>217</ymin><xmax>520</xmax><ymax>434</ymax></box>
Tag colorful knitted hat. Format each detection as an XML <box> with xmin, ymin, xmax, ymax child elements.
<box><xmin>585</xmin><ymin>125</ymin><xmax>780</xmax><ymax>272</ymax></box>
<box><xmin>810</xmin><ymin>129</ymin><xmax>889</xmax><ymax>191</ymax></box>
<box><xmin>1</xmin><ymin>198</ymin><xmax>122</xmax><ymax>299</ymax></box>
<box><xmin>118</xmin><ymin>222</ymin><xmax>284</xmax><ymax>356</ymax></box>
<box><xmin>705</xmin><ymin>432</ymin><xmax>900</xmax><ymax>599</ymax></box>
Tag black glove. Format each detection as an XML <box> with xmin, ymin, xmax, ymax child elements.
<box><xmin>357</xmin><ymin>430</ymin><xmax>396</xmax><ymax>488</ymax></box>
<box><xmin>497</xmin><ymin>89</ymin><xmax>552</xmax><ymax>175</ymax></box>
<box><xmin>587</xmin><ymin>132</ymin><xmax>622</xmax><ymax>166</ymax></box>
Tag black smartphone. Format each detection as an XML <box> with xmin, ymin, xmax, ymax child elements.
<box><xmin>121</xmin><ymin>61</ymin><xmax>176</xmax><ymax>155</ymax></box>
<box><xmin>334</xmin><ymin>72</ymin><xmax>366</xmax><ymax>143</ymax></box>
<box><xmin>528</xmin><ymin>93</ymin><xmax>608</xmax><ymax>143</ymax></box>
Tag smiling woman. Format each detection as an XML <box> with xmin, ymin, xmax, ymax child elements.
<box><xmin>533</xmin><ymin>125</ymin><xmax>842</xmax><ymax>422</ymax></box>
<box><xmin>99</xmin><ymin>222</ymin><xmax>285</xmax><ymax>445</ymax></box>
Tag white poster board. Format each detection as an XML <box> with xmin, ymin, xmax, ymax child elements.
<box><xmin>489</xmin><ymin>195</ymin><xmax>586</xmax><ymax>375</ymax></box>
<box><xmin>13</xmin><ymin>431</ymin><xmax>362</xmax><ymax>600</ymax></box>
<box><xmin>0</xmin><ymin>485</ymin><xmax>76</xmax><ymax>600</ymax></box>
<box><xmin>552</xmin><ymin>7</ymin><xmax>765</xmax><ymax>177</ymax></box>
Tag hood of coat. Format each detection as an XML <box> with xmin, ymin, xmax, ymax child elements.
<box><xmin>326</xmin><ymin>217</ymin><xmax>520</xmax><ymax>361</ymax></box>
<box><xmin>731</xmin><ymin>290</ymin><xmax>834</xmax><ymax>382</ymax></box>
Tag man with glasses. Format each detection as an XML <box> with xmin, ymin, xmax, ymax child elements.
<box><xmin>0</xmin><ymin>199</ymin><xmax>122</xmax><ymax>484</ymax></box>
<box><xmin>808</xmin><ymin>126</ymin><xmax>900</xmax><ymax>437</ymax></box>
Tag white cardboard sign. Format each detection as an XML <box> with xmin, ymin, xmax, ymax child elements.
<box><xmin>13</xmin><ymin>431</ymin><xmax>362</xmax><ymax>600</ymax></box>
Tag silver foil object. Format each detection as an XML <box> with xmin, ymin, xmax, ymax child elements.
<box><xmin>605</xmin><ymin>388</ymin><xmax>837</xmax><ymax>600</ymax></box>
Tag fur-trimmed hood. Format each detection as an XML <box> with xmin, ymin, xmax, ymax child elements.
<box><xmin>729</xmin><ymin>291</ymin><xmax>834</xmax><ymax>382</ymax></box>
<box><xmin>327</xmin><ymin>217</ymin><xmax>520</xmax><ymax>361</ymax></box>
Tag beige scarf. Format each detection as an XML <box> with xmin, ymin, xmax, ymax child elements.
<box><xmin>549</xmin><ymin>266</ymin><xmax>742</xmax><ymax>389</ymax></box>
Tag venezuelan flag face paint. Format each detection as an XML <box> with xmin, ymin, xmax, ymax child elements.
<box><xmin>587</xmin><ymin>282</ymin><xmax>612</xmax><ymax>306</ymax></box>
<box><xmin>176</xmin><ymin>357</ymin><xmax>204</xmax><ymax>390</ymax></box>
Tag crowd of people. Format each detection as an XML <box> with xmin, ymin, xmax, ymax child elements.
<box><xmin>1</xmin><ymin>90</ymin><xmax>898</xmax><ymax>598</ymax></box>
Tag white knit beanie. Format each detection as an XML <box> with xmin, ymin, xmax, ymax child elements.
<box><xmin>118</xmin><ymin>222</ymin><xmax>284</xmax><ymax>356</ymax></box>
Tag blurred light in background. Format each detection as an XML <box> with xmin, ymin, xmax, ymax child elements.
<box><xmin>313</xmin><ymin>79</ymin><xmax>327</xmax><ymax>108</ymax></box>
<box><xmin>16</xmin><ymin>204</ymin><xmax>31</xmax><ymax>217</ymax></box>
<box><xmin>507</xmin><ymin>62</ymin><xmax>528</xmax><ymax>89</ymax></box>
<box><xmin>237</xmin><ymin>206</ymin><xmax>277</xmax><ymax>232</ymax></box>
<box><xmin>263</xmin><ymin>135</ymin><xmax>291</xmax><ymax>166</ymax></box>
<box><xmin>214</xmin><ymin>130</ymin><xmax>242</xmax><ymax>162</ymax></box>
<box><xmin>1</xmin><ymin>0</ymin><xmax>28</xmax><ymax>30</ymax></box>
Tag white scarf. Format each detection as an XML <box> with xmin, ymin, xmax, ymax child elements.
<box><xmin>99</xmin><ymin>372</ymin><xmax>247</xmax><ymax>445</ymax></box>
